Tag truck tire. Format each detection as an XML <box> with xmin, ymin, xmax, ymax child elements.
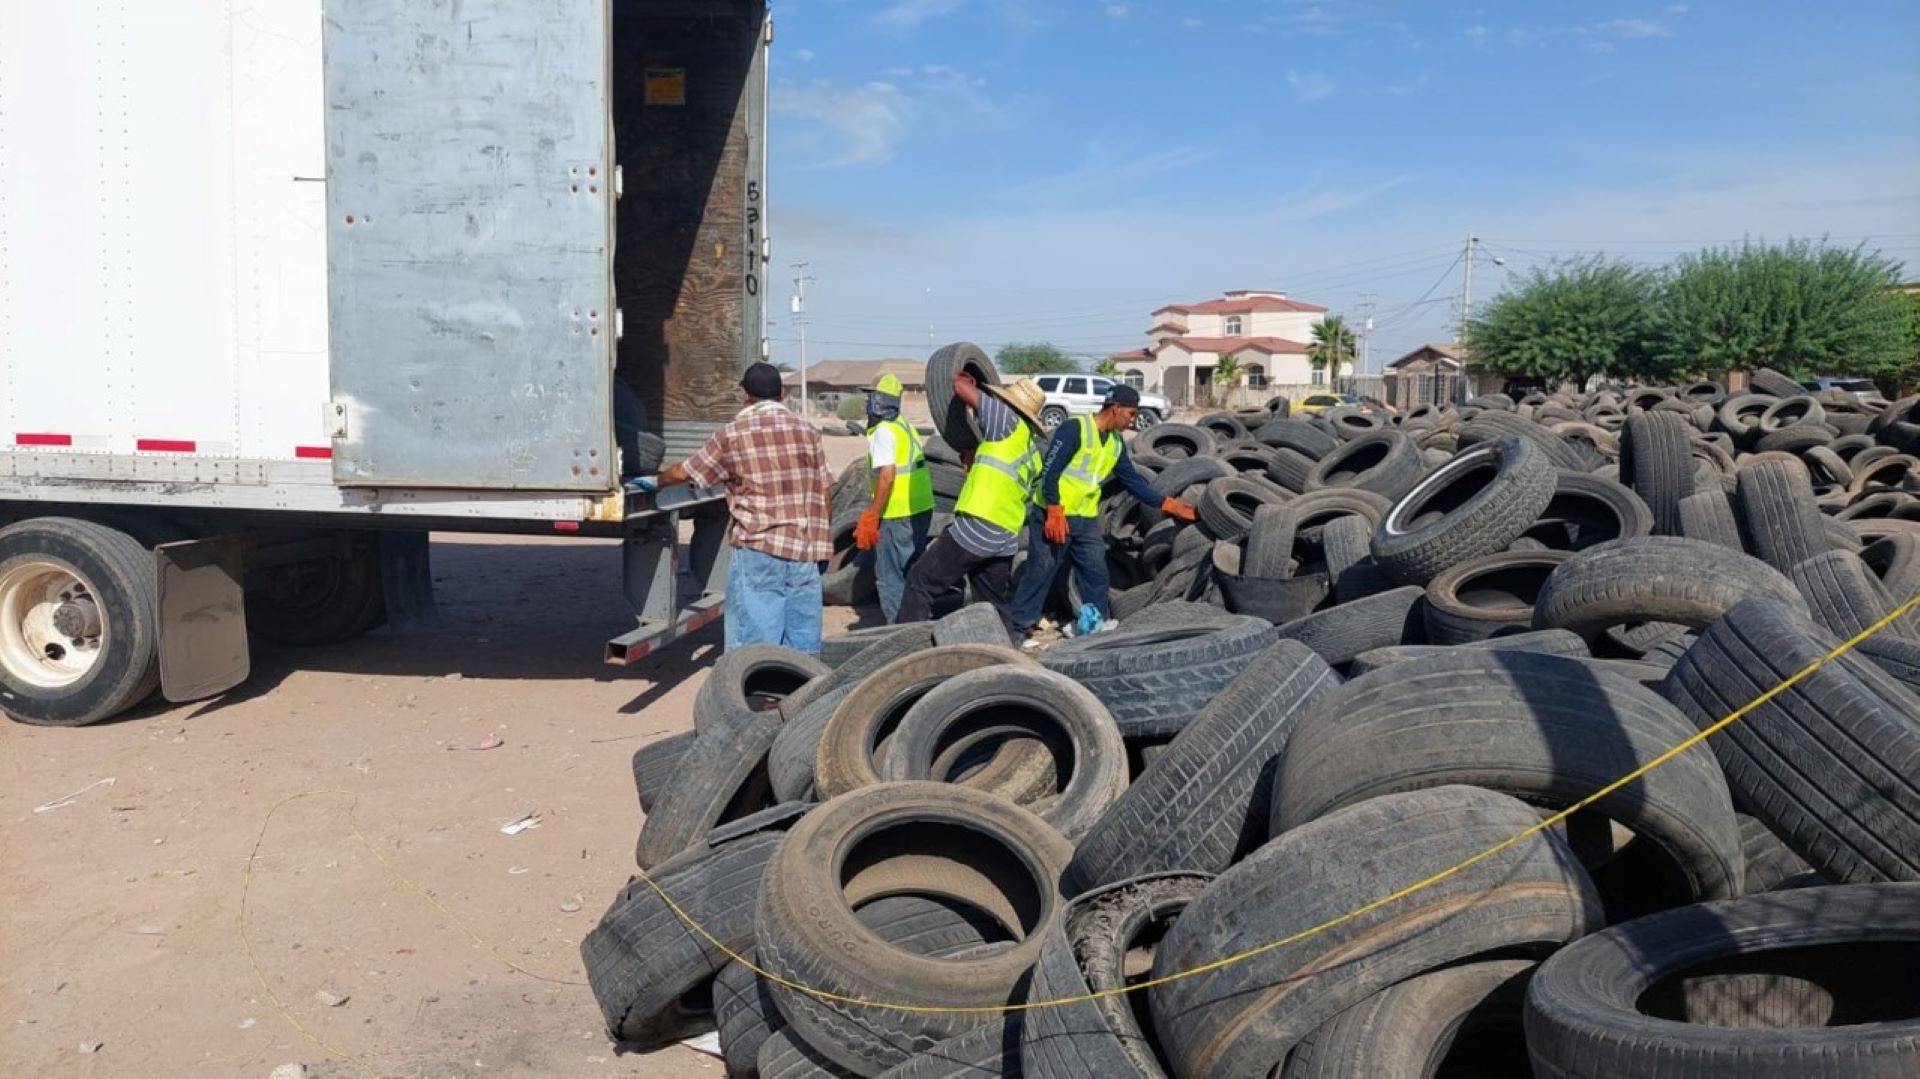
<box><xmin>1020</xmin><ymin>873</ymin><xmax>1211</xmax><ymax>1079</ymax></box>
<box><xmin>1660</xmin><ymin>595</ymin><xmax>1920</xmax><ymax>883</ymax></box>
<box><xmin>1065</xmin><ymin>641</ymin><xmax>1339</xmax><ymax>893</ymax></box>
<box><xmin>1274</xmin><ymin>585</ymin><xmax>1425</xmax><ymax>665</ymax></box>
<box><xmin>1282</xmin><ymin>959</ymin><xmax>1535</xmax><ymax>1079</ymax></box>
<box><xmin>814</xmin><ymin>644</ymin><xmax>1035</xmax><ymax>800</ymax></box>
<box><xmin>1734</xmin><ymin>457</ymin><xmax>1827</xmax><ymax>572</ymax></box>
<box><xmin>1037</xmin><ymin>616</ymin><xmax>1280</xmax><ymax>738</ymax></box>
<box><xmin>1305</xmin><ymin>430</ymin><xmax>1425</xmax><ymax>501</ymax></box>
<box><xmin>1150</xmin><ymin>786</ymin><xmax>1604</xmax><ymax>1078</ymax></box>
<box><xmin>1620</xmin><ymin>411</ymin><xmax>1696</xmax><ymax>535</ymax></box>
<box><xmin>1370</xmin><ymin>437</ymin><xmax>1557</xmax><ymax>585</ymax></box>
<box><xmin>755</xmin><ymin>782</ymin><xmax>1073</xmax><ymax>1075</ymax></box>
<box><xmin>632</xmin><ymin>731</ymin><xmax>696</xmax><ymax>815</ymax></box>
<box><xmin>694</xmin><ymin>645</ymin><xmax>828</xmax><ymax>732</ymax></box>
<box><xmin>0</xmin><ymin>517</ymin><xmax>162</xmax><ymax>726</ymax></box>
<box><xmin>884</xmin><ymin>665</ymin><xmax>1127</xmax><ymax>840</ymax></box>
<box><xmin>1531</xmin><ymin>536</ymin><xmax>1805</xmax><ymax>647</ymax></box>
<box><xmin>246</xmin><ymin>533</ymin><xmax>386</xmax><ymax>647</ymax></box>
<box><xmin>1522</xmin><ymin>883</ymin><xmax>1920</xmax><ymax>1079</ymax></box>
<box><xmin>927</xmin><ymin>343</ymin><xmax>1000</xmax><ymax>454</ymax></box>
<box><xmin>1275</xmin><ymin>651</ymin><xmax>1742</xmax><ymax>910</ymax></box>
<box><xmin>582</xmin><ymin>830</ymin><xmax>782</xmax><ymax>1050</ymax></box>
<box><xmin>1677</xmin><ymin>487</ymin><xmax>1745</xmax><ymax>551</ymax></box>
<box><xmin>1422</xmin><ymin>550</ymin><xmax>1569</xmax><ymax>645</ymax></box>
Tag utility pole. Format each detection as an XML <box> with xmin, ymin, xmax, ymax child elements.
<box><xmin>1457</xmin><ymin>235</ymin><xmax>1478</xmax><ymax>405</ymax></box>
<box><xmin>791</xmin><ymin>262</ymin><xmax>813</xmax><ymax>415</ymax></box>
<box><xmin>1357</xmin><ymin>293</ymin><xmax>1376</xmax><ymax>378</ymax></box>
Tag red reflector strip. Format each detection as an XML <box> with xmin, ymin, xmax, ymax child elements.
<box><xmin>136</xmin><ymin>439</ymin><xmax>196</xmax><ymax>453</ymax></box>
<box><xmin>15</xmin><ymin>433</ymin><xmax>72</xmax><ymax>447</ymax></box>
<box><xmin>294</xmin><ymin>446</ymin><xmax>333</xmax><ymax>459</ymax></box>
<box><xmin>553</xmin><ymin>521</ymin><xmax>583</xmax><ymax>533</ymax></box>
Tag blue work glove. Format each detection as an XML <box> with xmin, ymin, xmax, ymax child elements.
<box><xmin>625</xmin><ymin>475</ymin><xmax>659</xmax><ymax>492</ymax></box>
<box><xmin>1076</xmin><ymin>603</ymin><xmax>1103</xmax><ymax>637</ymax></box>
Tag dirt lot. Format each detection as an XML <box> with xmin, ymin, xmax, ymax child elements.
<box><xmin>0</xmin><ymin>434</ymin><xmax>874</xmax><ymax>1079</ymax></box>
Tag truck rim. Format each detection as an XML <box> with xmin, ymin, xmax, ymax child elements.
<box><xmin>0</xmin><ymin>561</ymin><xmax>105</xmax><ymax>688</ymax></box>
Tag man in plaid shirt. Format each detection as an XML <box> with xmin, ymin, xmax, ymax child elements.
<box><xmin>654</xmin><ymin>363</ymin><xmax>833</xmax><ymax>653</ymax></box>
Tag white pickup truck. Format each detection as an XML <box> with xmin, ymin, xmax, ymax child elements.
<box><xmin>1033</xmin><ymin>374</ymin><xmax>1170</xmax><ymax>432</ymax></box>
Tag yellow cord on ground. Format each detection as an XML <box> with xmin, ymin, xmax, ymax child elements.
<box><xmin>633</xmin><ymin>593</ymin><xmax>1920</xmax><ymax>1017</ymax></box>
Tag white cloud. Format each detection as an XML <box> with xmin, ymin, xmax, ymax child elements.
<box><xmin>1666</xmin><ymin>4</ymin><xmax>1690</xmax><ymax>13</ymax></box>
<box><xmin>793</xmin><ymin>48</ymin><xmax>817</xmax><ymax>62</ymax></box>
<box><xmin>1464</xmin><ymin>24</ymin><xmax>1489</xmax><ymax>47</ymax></box>
<box><xmin>1286</xmin><ymin>69</ymin><xmax>1336</xmax><ymax>102</ymax></box>
<box><xmin>1104</xmin><ymin>4</ymin><xmax>1129</xmax><ymax>18</ymax></box>
<box><xmin>1585</xmin><ymin>40</ymin><xmax>1617</xmax><ymax>54</ymax></box>
<box><xmin>1374</xmin><ymin>71</ymin><xmax>1430</xmax><ymax>96</ymax></box>
<box><xmin>1181</xmin><ymin>16</ymin><xmax>1204</xmax><ymax>29</ymax></box>
<box><xmin>870</xmin><ymin>0</ymin><xmax>965</xmax><ymax>35</ymax></box>
<box><xmin>1597</xmin><ymin>17</ymin><xmax>1673</xmax><ymax>39</ymax></box>
<box><xmin>775</xmin><ymin>81</ymin><xmax>912</xmax><ymax>166</ymax></box>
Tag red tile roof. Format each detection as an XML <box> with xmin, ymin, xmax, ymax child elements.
<box><xmin>1158</xmin><ymin>335</ymin><xmax>1312</xmax><ymax>355</ymax></box>
<box><xmin>1181</xmin><ymin>295</ymin><xmax>1328</xmax><ymax>315</ymax></box>
<box><xmin>1107</xmin><ymin>347</ymin><xmax>1154</xmax><ymax>362</ymax></box>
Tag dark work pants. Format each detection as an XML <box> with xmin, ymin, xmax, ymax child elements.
<box><xmin>896</xmin><ymin>532</ymin><xmax>1015</xmax><ymax>635</ymax></box>
<box><xmin>1011</xmin><ymin>508</ymin><xmax>1110</xmax><ymax>634</ymax></box>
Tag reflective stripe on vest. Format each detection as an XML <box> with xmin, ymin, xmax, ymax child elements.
<box><xmin>954</xmin><ymin>422</ymin><xmax>1038</xmax><ymax>534</ymax></box>
<box><xmin>1057</xmin><ymin>414</ymin><xmax>1122</xmax><ymax>518</ymax></box>
<box><xmin>869</xmin><ymin>418</ymin><xmax>934</xmax><ymax>519</ymax></box>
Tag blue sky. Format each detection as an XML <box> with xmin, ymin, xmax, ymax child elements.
<box><xmin>765</xmin><ymin>1</ymin><xmax>1920</xmax><ymax>372</ymax></box>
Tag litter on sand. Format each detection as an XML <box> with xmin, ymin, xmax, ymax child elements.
<box><xmin>499</xmin><ymin>813</ymin><xmax>542</xmax><ymax>836</ymax></box>
<box><xmin>33</xmin><ymin>777</ymin><xmax>116</xmax><ymax>814</ymax></box>
<box><xmin>448</xmin><ymin>736</ymin><xmax>505</xmax><ymax>752</ymax></box>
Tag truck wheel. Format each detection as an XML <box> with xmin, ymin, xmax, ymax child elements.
<box><xmin>0</xmin><ymin>518</ymin><xmax>161</xmax><ymax>726</ymax></box>
<box><xmin>247</xmin><ymin>536</ymin><xmax>385</xmax><ymax>647</ymax></box>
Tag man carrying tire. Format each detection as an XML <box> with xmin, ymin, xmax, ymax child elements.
<box><xmin>1011</xmin><ymin>384</ymin><xmax>1196</xmax><ymax>644</ymax></box>
<box><xmin>895</xmin><ymin>375</ymin><xmax>1049</xmax><ymax>636</ymax></box>
<box><xmin>852</xmin><ymin>374</ymin><xmax>933</xmax><ymax>623</ymax></box>
<box><xmin>652</xmin><ymin>362</ymin><xmax>833</xmax><ymax>653</ymax></box>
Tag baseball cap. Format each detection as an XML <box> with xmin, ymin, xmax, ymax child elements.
<box><xmin>1103</xmin><ymin>384</ymin><xmax>1141</xmax><ymax>408</ymax></box>
<box><xmin>740</xmin><ymin>362</ymin><xmax>784</xmax><ymax>400</ymax></box>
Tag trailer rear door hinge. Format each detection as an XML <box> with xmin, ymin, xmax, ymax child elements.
<box><xmin>325</xmin><ymin>402</ymin><xmax>348</xmax><ymax>439</ymax></box>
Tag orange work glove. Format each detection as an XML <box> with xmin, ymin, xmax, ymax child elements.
<box><xmin>1161</xmin><ymin>497</ymin><xmax>1198</xmax><ymax>522</ymax></box>
<box><xmin>853</xmin><ymin>509</ymin><xmax>882</xmax><ymax>550</ymax></box>
<box><xmin>1044</xmin><ymin>504</ymin><xmax>1070</xmax><ymax>545</ymax></box>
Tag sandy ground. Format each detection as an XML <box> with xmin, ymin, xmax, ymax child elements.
<box><xmin>0</xmin><ymin>435</ymin><xmax>875</xmax><ymax>1079</ymax></box>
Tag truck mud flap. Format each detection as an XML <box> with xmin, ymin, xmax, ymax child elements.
<box><xmin>155</xmin><ymin>538</ymin><xmax>250</xmax><ymax>703</ymax></box>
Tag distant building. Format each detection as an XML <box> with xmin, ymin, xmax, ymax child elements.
<box><xmin>784</xmin><ymin>359</ymin><xmax>927</xmax><ymax>405</ymax></box>
<box><xmin>1382</xmin><ymin>343</ymin><xmax>1469</xmax><ymax>409</ymax></box>
<box><xmin>1107</xmin><ymin>290</ymin><xmax>1340</xmax><ymax>406</ymax></box>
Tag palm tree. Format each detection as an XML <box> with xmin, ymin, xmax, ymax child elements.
<box><xmin>1309</xmin><ymin>316</ymin><xmax>1357</xmax><ymax>379</ymax></box>
<box><xmin>1210</xmin><ymin>353</ymin><xmax>1244</xmax><ymax>406</ymax></box>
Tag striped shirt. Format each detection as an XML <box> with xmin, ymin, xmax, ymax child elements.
<box><xmin>683</xmin><ymin>400</ymin><xmax>834</xmax><ymax>562</ymax></box>
<box><xmin>947</xmin><ymin>394</ymin><xmax>1024</xmax><ymax>558</ymax></box>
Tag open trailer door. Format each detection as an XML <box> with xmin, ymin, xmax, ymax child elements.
<box><xmin>321</xmin><ymin>0</ymin><xmax>617</xmax><ymax>490</ymax></box>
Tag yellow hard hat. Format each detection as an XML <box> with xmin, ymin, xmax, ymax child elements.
<box><xmin>869</xmin><ymin>374</ymin><xmax>905</xmax><ymax>396</ymax></box>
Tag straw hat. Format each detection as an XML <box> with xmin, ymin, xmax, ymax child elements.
<box><xmin>981</xmin><ymin>377</ymin><xmax>1047</xmax><ymax>431</ymax></box>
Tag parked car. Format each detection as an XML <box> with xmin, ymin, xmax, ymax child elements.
<box><xmin>1033</xmin><ymin>374</ymin><xmax>1168</xmax><ymax>431</ymax></box>
<box><xmin>1801</xmin><ymin>376</ymin><xmax>1889</xmax><ymax>409</ymax></box>
<box><xmin>1294</xmin><ymin>392</ymin><xmax>1361</xmax><ymax>415</ymax></box>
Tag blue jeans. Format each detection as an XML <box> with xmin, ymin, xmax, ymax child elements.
<box><xmin>1011</xmin><ymin>509</ymin><xmax>1110</xmax><ymax>634</ymax></box>
<box><xmin>876</xmin><ymin>513</ymin><xmax>932</xmax><ymax>624</ymax></box>
<box><xmin>725</xmin><ymin>545</ymin><xmax>823</xmax><ymax>654</ymax></box>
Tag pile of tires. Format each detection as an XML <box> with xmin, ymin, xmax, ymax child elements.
<box><xmin>585</xmin><ymin>369</ymin><xmax>1920</xmax><ymax>1077</ymax></box>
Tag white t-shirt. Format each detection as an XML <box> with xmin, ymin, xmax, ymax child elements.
<box><xmin>867</xmin><ymin>424</ymin><xmax>903</xmax><ymax>470</ymax></box>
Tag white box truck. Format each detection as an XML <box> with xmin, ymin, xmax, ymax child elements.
<box><xmin>0</xmin><ymin>0</ymin><xmax>772</xmax><ymax>725</ymax></box>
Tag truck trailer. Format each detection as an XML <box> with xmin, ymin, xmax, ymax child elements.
<box><xmin>0</xmin><ymin>0</ymin><xmax>771</xmax><ymax>725</ymax></box>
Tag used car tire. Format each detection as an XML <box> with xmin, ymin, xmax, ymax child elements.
<box><xmin>1346</xmin><ymin>628</ymin><xmax>1591</xmax><ymax>676</ymax></box>
<box><xmin>1370</xmin><ymin>437</ymin><xmax>1558</xmax><ymax>586</ymax></box>
<box><xmin>632</xmin><ymin>731</ymin><xmax>696</xmax><ymax>816</ymax></box>
<box><xmin>1282</xmin><ymin>959</ymin><xmax>1535</xmax><ymax>1079</ymax></box>
<box><xmin>1066</xmin><ymin>641</ymin><xmax>1340</xmax><ymax>893</ymax></box>
<box><xmin>1196</xmin><ymin>476</ymin><xmax>1288</xmax><ymax>542</ymax></box>
<box><xmin>926</xmin><ymin>343</ymin><xmax>1000</xmax><ymax>453</ymax></box>
<box><xmin>1137</xmin><ymin>423</ymin><xmax>1217</xmax><ymax>461</ymax></box>
<box><xmin>1037</xmin><ymin>616</ymin><xmax>1280</xmax><ymax>739</ymax></box>
<box><xmin>1274</xmin><ymin>585</ymin><xmax>1426</xmax><ymax>665</ymax></box>
<box><xmin>636</xmin><ymin>703</ymin><xmax>782</xmax><ymax>868</ymax></box>
<box><xmin>1676</xmin><ymin>487</ymin><xmax>1745</xmax><ymax>551</ymax></box>
<box><xmin>1531</xmin><ymin>536</ymin><xmax>1806</xmax><ymax>648</ymax></box>
<box><xmin>1659</xmin><ymin>594</ymin><xmax>1920</xmax><ymax>883</ymax></box>
<box><xmin>1306</xmin><ymin>429</ymin><xmax>1426</xmax><ymax>502</ymax></box>
<box><xmin>1619</xmin><ymin>410</ymin><xmax>1696</xmax><ymax>535</ymax></box>
<box><xmin>1520</xmin><ymin>470</ymin><xmax>1656</xmax><ymax>552</ymax></box>
<box><xmin>754</xmin><ymin>782</ymin><xmax>1073</xmax><ymax>1075</ymax></box>
<box><xmin>1734</xmin><ymin>456</ymin><xmax>1827</xmax><ymax>572</ymax></box>
<box><xmin>1789</xmin><ymin>549</ymin><xmax>1920</xmax><ymax>642</ymax></box>
<box><xmin>1275</xmin><ymin>651</ymin><xmax>1743</xmax><ymax>912</ymax></box>
<box><xmin>695</xmin><ymin>645</ymin><xmax>828</xmax><ymax>732</ymax></box>
<box><xmin>1422</xmin><ymin>549</ymin><xmax>1570</xmax><ymax>645</ymax></box>
<box><xmin>1522</xmin><ymin>883</ymin><xmax>1920</xmax><ymax>1079</ymax></box>
<box><xmin>1149</xmin><ymin>785</ymin><xmax>1604</xmax><ymax>1078</ymax></box>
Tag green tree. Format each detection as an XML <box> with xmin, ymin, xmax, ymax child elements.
<box><xmin>1212</xmin><ymin>354</ymin><xmax>1244</xmax><ymax>397</ymax></box>
<box><xmin>1093</xmin><ymin>357</ymin><xmax>1120</xmax><ymax>377</ymax></box>
<box><xmin>1308</xmin><ymin>316</ymin><xmax>1357</xmax><ymax>377</ymax></box>
<box><xmin>1466</xmin><ymin>257</ymin><xmax>1661</xmax><ymax>385</ymax></box>
<box><xmin>1649</xmin><ymin>240</ymin><xmax>1908</xmax><ymax>381</ymax></box>
<box><xmin>1898</xmin><ymin>289</ymin><xmax>1920</xmax><ymax>391</ymax></box>
<box><xmin>995</xmin><ymin>341</ymin><xmax>1078</xmax><ymax>375</ymax></box>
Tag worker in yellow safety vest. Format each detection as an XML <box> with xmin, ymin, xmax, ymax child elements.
<box><xmin>1010</xmin><ymin>383</ymin><xmax>1196</xmax><ymax>644</ymax></box>
<box><xmin>895</xmin><ymin>374</ymin><xmax>1049</xmax><ymax>635</ymax></box>
<box><xmin>852</xmin><ymin>373</ymin><xmax>935</xmax><ymax>623</ymax></box>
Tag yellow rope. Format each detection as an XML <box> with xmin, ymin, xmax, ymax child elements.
<box><xmin>633</xmin><ymin>593</ymin><xmax>1920</xmax><ymax>1016</ymax></box>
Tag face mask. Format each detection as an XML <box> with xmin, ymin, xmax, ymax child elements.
<box><xmin>868</xmin><ymin>393</ymin><xmax>902</xmax><ymax>424</ymax></box>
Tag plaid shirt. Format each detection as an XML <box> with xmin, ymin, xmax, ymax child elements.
<box><xmin>683</xmin><ymin>400</ymin><xmax>834</xmax><ymax>562</ymax></box>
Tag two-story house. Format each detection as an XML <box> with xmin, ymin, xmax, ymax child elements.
<box><xmin>1108</xmin><ymin>289</ymin><xmax>1341</xmax><ymax>406</ymax></box>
